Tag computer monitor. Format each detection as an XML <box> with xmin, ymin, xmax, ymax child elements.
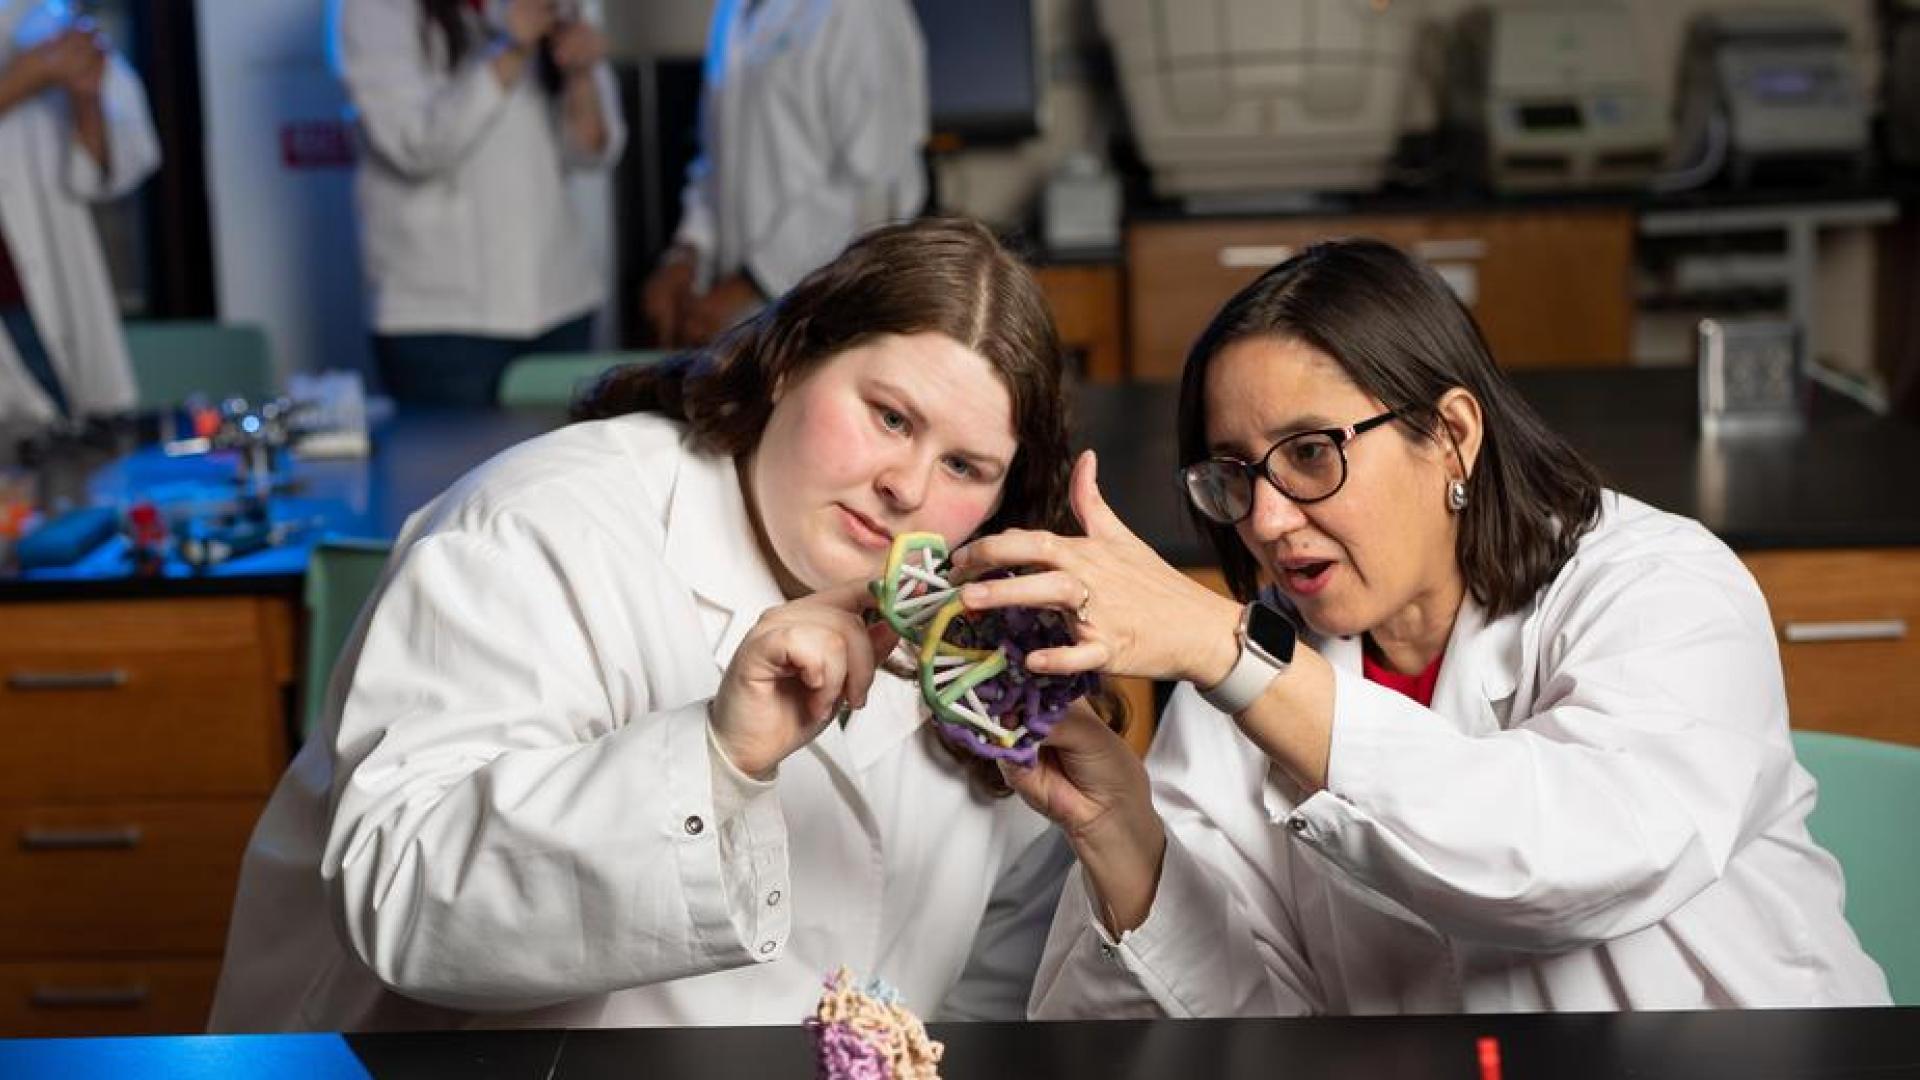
<box><xmin>911</xmin><ymin>0</ymin><xmax>1039</xmax><ymax>144</ymax></box>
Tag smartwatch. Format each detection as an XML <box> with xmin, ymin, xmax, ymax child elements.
<box><xmin>1199</xmin><ymin>599</ymin><xmax>1297</xmax><ymax>715</ymax></box>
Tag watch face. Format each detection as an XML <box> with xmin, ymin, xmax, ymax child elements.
<box><xmin>1246</xmin><ymin>601</ymin><xmax>1298</xmax><ymax>664</ymax></box>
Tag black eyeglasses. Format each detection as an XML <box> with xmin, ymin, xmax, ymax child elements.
<box><xmin>1181</xmin><ymin>411</ymin><xmax>1399</xmax><ymax>525</ymax></box>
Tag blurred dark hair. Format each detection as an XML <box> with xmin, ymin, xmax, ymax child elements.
<box><xmin>578</xmin><ymin>217</ymin><xmax>1125</xmax><ymax>792</ymax></box>
<box><xmin>419</xmin><ymin>0</ymin><xmax>562</xmax><ymax>91</ymax></box>
<box><xmin>1176</xmin><ymin>238</ymin><xmax>1602</xmax><ymax>619</ymax></box>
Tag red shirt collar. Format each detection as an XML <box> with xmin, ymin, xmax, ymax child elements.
<box><xmin>1361</xmin><ymin>642</ymin><xmax>1446</xmax><ymax>709</ymax></box>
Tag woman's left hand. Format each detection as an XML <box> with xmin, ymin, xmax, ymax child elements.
<box><xmin>548</xmin><ymin>18</ymin><xmax>607</xmax><ymax>76</ymax></box>
<box><xmin>952</xmin><ymin>450</ymin><xmax>1243</xmax><ymax>685</ymax></box>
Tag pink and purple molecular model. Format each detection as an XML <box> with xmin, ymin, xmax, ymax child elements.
<box><xmin>805</xmin><ymin>968</ymin><xmax>943</xmax><ymax>1080</ymax></box>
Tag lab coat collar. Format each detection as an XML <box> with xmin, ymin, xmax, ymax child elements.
<box><xmin>659</xmin><ymin>437</ymin><xmax>784</xmax><ymax>663</ymax></box>
<box><xmin>1310</xmin><ymin>594</ymin><xmax>1523</xmax><ymax>736</ymax></box>
<box><xmin>657</xmin><ymin>435</ymin><xmax>925</xmax><ymax>776</ymax></box>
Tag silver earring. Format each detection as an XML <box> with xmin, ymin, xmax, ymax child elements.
<box><xmin>1447</xmin><ymin>479</ymin><xmax>1469</xmax><ymax>512</ymax></box>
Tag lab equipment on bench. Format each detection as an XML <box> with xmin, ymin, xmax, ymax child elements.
<box><xmin>1666</xmin><ymin>9</ymin><xmax>1870</xmax><ymax>190</ymax></box>
<box><xmin>1697</xmin><ymin>318</ymin><xmax>1808</xmax><ymax>437</ymax></box>
<box><xmin>1098</xmin><ymin>0</ymin><xmax>1422</xmax><ymax>198</ymax></box>
<box><xmin>1445</xmin><ymin>1</ymin><xmax>1669</xmax><ymax>192</ymax></box>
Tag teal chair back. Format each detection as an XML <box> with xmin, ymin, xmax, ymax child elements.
<box><xmin>497</xmin><ymin>350</ymin><xmax>670</xmax><ymax>408</ymax></box>
<box><xmin>302</xmin><ymin>538</ymin><xmax>392</xmax><ymax>741</ymax></box>
<box><xmin>1793</xmin><ymin>730</ymin><xmax>1920</xmax><ymax>1004</ymax></box>
<box><xmin>124</xmin><ymin>321</ymin><xmax>276</xmax><ymax>408</ymax></box>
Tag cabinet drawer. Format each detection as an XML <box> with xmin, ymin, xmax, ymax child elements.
<box><xmin>1126</xmin><ymin>210</ymin><xmax>1633</xmax><ymax>379</ymax></box>
<box><xmin>0</xmin><ymin>598</ymin><xmax>290</xmax><ymax>801</ymax></box>
<box><xmin>1743</xmin><ymin>549</ymin><xmax>1920</xmax><ymax>747</ymax></box>
<box><xmin>1129</xmin><ymin>217</ymin><xmax>1427</xmax><ymax>380</ymax></box>
<box><xmin>0</xmin><ymin>958</ymin><xmax>220</xmax><ymax>1037</ymax></box>
<box><xmin>0</xmin><ymin>800</ymin><xmax>262</xmax><ymax>957</ymax></box>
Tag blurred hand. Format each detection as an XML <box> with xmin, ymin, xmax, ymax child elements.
<box><xmin>952</xmin><ymin>451</ymin><xmax>1243</xmax><ymax>686</ymax></box>
<box><xmin>679</xmin><ymin>273</ymin><xmax>763</xmax><ymax>346</ymax></box>
<box><xmin>61</xmin><ymin>27</ymin><xmax>108</xmax><ymax>100</ymax></box>
<box><xmin>548</xmin><ymin>18</ymin><xmax>606</xmax><ymax>76</ymax></box>
<box><xmin>709</xmin><ymin>580</ymin><xmax>899</xmax><ymax>778</ymax></box>
<box><xmin>501</xmin><ymin>0</ymin><xmax>558</xmax><ymax>50</ymax></box>
<box><xmin>12</xmin><ymin>27</ymin><xmax>103</xmax><ymax>98</ymax></box>
<box><xmin>641</xmin><ymin>247</ymin><xmax>697</xmax><ymax>347</ymax></box>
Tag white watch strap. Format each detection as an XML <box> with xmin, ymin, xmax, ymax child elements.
<box><xmin>1199</xmin><ymin>641</ymin><xmax>1284</xmax><ymax>715</ymax></box>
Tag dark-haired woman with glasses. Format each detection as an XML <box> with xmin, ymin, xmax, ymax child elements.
<box><xmin>953</xmin><ymin>238</ymin><xmax>1888</xmax><ymax>1015</ymax></box>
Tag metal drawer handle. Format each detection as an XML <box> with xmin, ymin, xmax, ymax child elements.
<box><xmin>1218</xmin><ymin>244</ymin><xmax>1295</xmax><ymax>269</ymax></box>
<box><xmin>20</xmin><ymin>826</ymin><xmax>144</xmax><ymax>851</ymax></box>
<box><xmin>6</xmin><ymin>669</ymin><xmax>130</xmax><ymax>691</ymax></box>
<box><xmin>30</xmin><ymin>984</ymin><xmax>150</xmax><ymax>1009</ymax></box>
<box><xmin>1782</xmin><ymin>619</ymin><xmax>1908</xmax><ymax>644</ymax></box>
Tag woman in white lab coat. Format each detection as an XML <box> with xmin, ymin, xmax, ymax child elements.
<box><xmin>952</xmin><ymin>238</ymin><xmax>1890</xmax><ymax>1015</ymax></box>
<box><xmin>210</xmin><ymin>218</ymin><xmax>1106</xmax><ymax>1030</ymax></box>
<box><xmin>641</xmin><ymin>0</ymin><xmax>927</xmax><ymax>347</ymax></box>
<box><xmin>0</xmin><ymin>1</ymin><xmax>158</xmax><ymax>423</ymax></box>
<box><xmin>333</xmin><ymin>0</ymin><xmax>625</xmax><ymax>406</ymax></box>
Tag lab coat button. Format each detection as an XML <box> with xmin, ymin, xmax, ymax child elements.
<box><xmin>759</xmin><ymin>940</ymin><xmax>777</xmax><ymax>955</ymax></box>
<box><xmin>1098</xmin><ymin>940</ymin><xmax>1119</xmax><ymax>965</ymax></box>
<box><xmin>1287</xmin><ymin>814</ymin><xmax>1308</xmax><ymax>834</ymax></box>
<box><xmin>766</xmin><ymin>889</ymin><xmax>782</xmax><ymax>907</ymax></box>
<box><xmin>683</xmin><ymin>815</ymin><xmax>705</xmax><ymax>836</ymax></box>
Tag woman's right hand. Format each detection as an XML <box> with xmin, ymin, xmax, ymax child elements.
<box><xmin>642</xmin><ymin>248</ymin><xmax>697</xmax><ymax>348</ymax></box>
<box><xmin>1002</xmin><ymin>705</ymin><xmax>1167</xmax><ymax>933</ymax></box>
<box><xmin>709</xmin><ymin>580</ymin><xmax>897</xmax><ymax>778</ymax></box>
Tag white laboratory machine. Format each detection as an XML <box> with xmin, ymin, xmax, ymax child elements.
<box><xmin>1670</xmin><ymin>9</ymin><xmax>1871</xmax><ymax>188</ymax></box>
<box><xmin>1445</xmin><ymin>2</ymin><xmax>1669</xmax><ymax>192</ymax></box>
<box><xmin>1097</xmin><ymin>0</ymin><xmax>1423</xmax><ymax>199</ymax></box>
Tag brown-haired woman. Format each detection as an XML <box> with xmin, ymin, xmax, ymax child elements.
<box><xmin>954</xmin><ymin>239</ymin><xmax>1889</xmax><ymax>1014</ymax></box>
<box><xmin>333</xmin><ymin>0</ymin><xmax>622</xmax><ymax>406</ymax></box>
<box><xmin>210</xmin><ymin>218</ymin><xmax>1098</xmax><ymax>1030</ymax></box>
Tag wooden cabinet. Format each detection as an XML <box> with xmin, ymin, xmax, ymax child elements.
<box><xmin>0</xmin><ymin>597</ymin><xmax>294</xmax><ymax>1036</ymax></box>
<box><xmin>1127</xmin><ymin>208</ymin><xmax>1635</xmax><ymax>379</ymax></box>
<box><xmin>1742</xmin><ymin>548</ymin><xmax>1920</xmax><ymax>747</ymax></box>
<box><xmin>1035</xmin><ymin>263</ymin><xmax>1127</xmax><ymax>384</ymax></box>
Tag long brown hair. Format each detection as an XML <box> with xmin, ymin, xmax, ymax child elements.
<box><xmin>419</xmin><ymin>0</ymin><xmax>562</xmax><ymax>91</ymax></box>
<box><xmin>1176</xmin><ymin>238</ymin><xmax>1602</xmax><ymax>619</ymax></box>
<box><xmin>578</xmin><ymin>217</ymin><xmax>1123</xmax><ymax>792</ymax></box>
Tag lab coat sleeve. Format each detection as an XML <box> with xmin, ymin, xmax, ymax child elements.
<box><xmin>1029</xmin><ymin>690</ymin><xmax>1322</xmax><ymax>1019</ymax></box>
<box><xmin>936</xmin><ymin>828</ymin><xmax>1073</xmax><ymax>1021</ymax></box>
<box><xmin>1295</xmin><ymin>539</ymin><xmax>1785</xmax><ymax>952</ymax></box>
<box><xmin>336</xmin><ymin>0</ymin><xmax>512</xmax><ymax>181</ymax></box>
<box><xmin>557</xmin><ymin>62</ymin><xmax>626</xmax><ymax>170</ymax></box>
<box><xmin>322</xmin><ymin>523</ymin><xmax>791</xmax><ymax>1011</ymax></box>
<box><xmin>62</xmin><ymin>53</ymin><xmax>159</xmax><ymax>201</ymax></box>
<box><xmin>741</xmin><ymin>2</ymin><xmax>927</xmax><ymax>297</ymax></box>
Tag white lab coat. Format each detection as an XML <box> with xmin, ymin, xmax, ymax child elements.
<box><xmin>210</xmin><ymin>413</ymin><xmax>1065</xmax><ymax>1031</ymax></box>
<box><xmin>675</xmin><ymin>0</ymin><xmax>927</xmax><ymax>298</ymax></box>
<box><xmin>332</xmin><ymin>0</ymin><xmax>627</xmax><ymax>338</ymax></box>
<box><xmin>0</xmin><ymin>0</ymin><xmax>158</xmax><ymax>422</ymax></box>
<box><xmin>1032</xmin><ymin>492</ymin><xmax>1890</xmax><ymax>1017</ymax></box>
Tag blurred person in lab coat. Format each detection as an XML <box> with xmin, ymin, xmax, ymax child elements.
<box><xmin>641</xmin><ymin>0</ymin><xmax>928</xmax><ymax>348</ymax></box>
<box><xmin>333</xmin><ymin>0</ymin><xmax>626</xmax><ymax>407</ymax></box>
<box><xmin>0</xmin><ymin>0</ymin><xmax>159</xmax><ymax>424</ymax></box>
<box><xmin>210</xmin><ymin>218</ymin><xmax>1116</xmax><ymax>1030</ymax></box>
<box><xmin>947</xmin><ymin>239</ymin><xmax>1891</xmax><ymax>1016</ymax></box>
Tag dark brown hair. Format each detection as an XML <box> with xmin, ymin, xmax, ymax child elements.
<box><xmin>1176</xmin><ymin>238</ymin><xmax>1602</xmax><ymax>619</ymax></box>
<box><xmin>419</xmin><ymin>0</ymin><xmax>561</xmax><ymax>91</ymax></box>
<box><xmin>578</xmin><ymin>217</ymin><xmax>1123</xmax><ymax>791</ymax></box>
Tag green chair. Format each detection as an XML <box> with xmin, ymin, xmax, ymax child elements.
<box><xmin>496</xmin><ymin>350</ymin><xmax>670</xmax><ymax>408</ymax></box>
<box><xmin>1793</xmin><ymin>730</ymin><xmax>1920</xmax><ymax>1004</ymax></box>
<box><xmin>123</xmin><ymin>320</ymin><xmax>276</xmax><ymax>408</ymax></box>
<box><xmin>302</xmin><ymin>538</ymin><xmax>392</xmax><ymax>741</ymax></box>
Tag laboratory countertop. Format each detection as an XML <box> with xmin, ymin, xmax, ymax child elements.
<box><xmin>2</xmin><ymin>1008</ymin><xmax>1918</xmax><ymax>1079</ymax></box>
<box><xmin>1124</xmin><ymin>176</ymin><xmax>1920</xmax><ymax>223</ymax></box>
<box><xmin>4</xmin><ymin>367</ymin><xmax>1919</xmax><ymax>602</ymax></box>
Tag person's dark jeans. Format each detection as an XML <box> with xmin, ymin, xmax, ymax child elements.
<box><xmin>2</xmin><ymin>305</ymin><xmax>71</xmax><ymax>416</ymax></box>
<box><xmin>373</xmin><ymin>313</ymin><xmax>595</xmax><ymax>408</ymax></box>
